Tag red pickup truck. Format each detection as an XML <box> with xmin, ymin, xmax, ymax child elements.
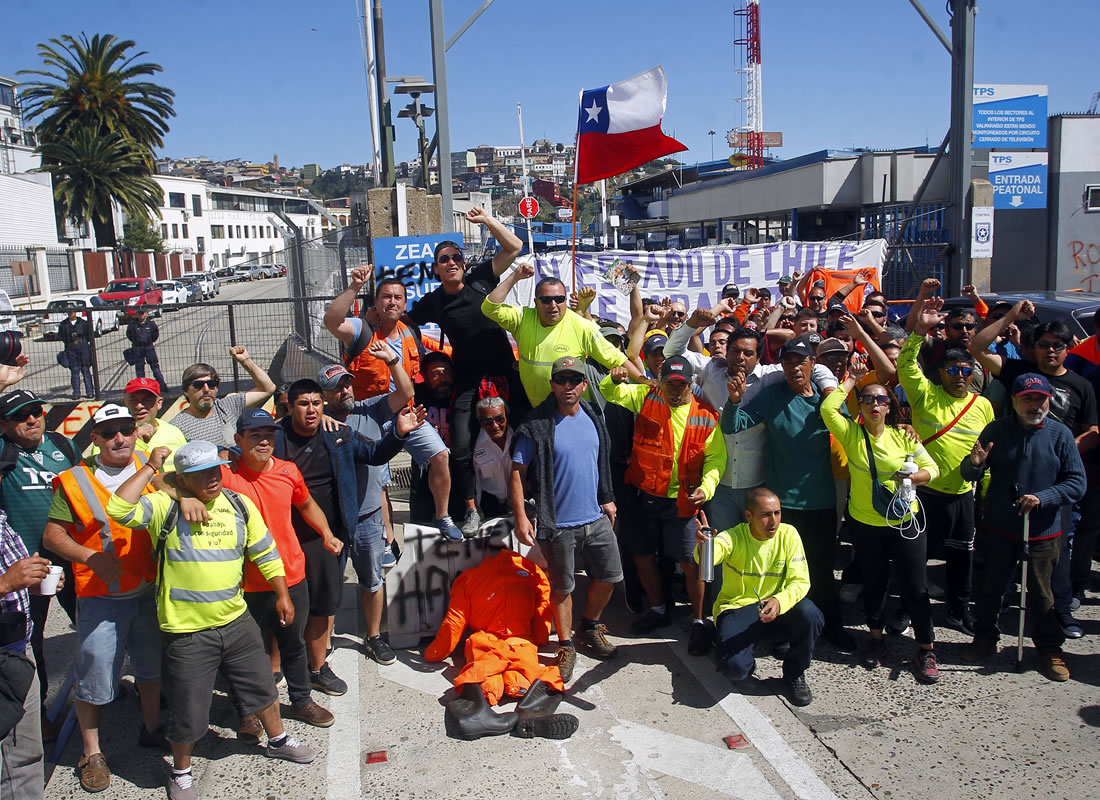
<box><xmin>98</xmin><ymin>278</ymin><xmax>163</xmax><ymax>319</ymax></box>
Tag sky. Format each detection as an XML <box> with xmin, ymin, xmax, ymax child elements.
<box><xmin>3</xmin><ymin>0</ymin><xmax>1096</xmax><ymax>170</ymax></box>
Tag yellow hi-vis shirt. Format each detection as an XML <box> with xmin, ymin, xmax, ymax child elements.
<box><xmin>106</xmin><ymin>490</ymin><xmax>284</xmax><ymax>634</ymax></box>
<box><xmin>481</xmin><ymin>300</ymin><xmax>626</xmax><ymax>406</ymax></box>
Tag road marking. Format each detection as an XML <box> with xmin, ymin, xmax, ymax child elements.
<box><xmin>668</xmin><ymin>639</ymin><xmax>840</xmax><ymax>800</ymax></box>
<box><xmin>608</xmin><ymin>720</ymin><xmax>783</xmax><ymax>800</ymax></box>
<box><xmin>326</xmin><ymin>604</ymin><xmax>362</xmax><ymax>799</ymax></box>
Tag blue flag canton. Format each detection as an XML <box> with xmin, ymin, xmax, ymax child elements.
<box><xmin>578</xmin><ymin>86</ymin><xmax>610</xmax><ymax>134</ymax></box>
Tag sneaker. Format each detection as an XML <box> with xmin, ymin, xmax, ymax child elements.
<box><xmin>381</xmin><ymin>540</ymin><xmax>399</xmax><ymax>568</ymax></box>
<box><xmin>137</xmin><ymin>723</ymin><xmax>169</xmax><ymax>751</ymax></box>
<box><xmin>310</xmin><ymin>663</ymin><xmax>348</xmax><ymax>696</ymax></box>
<box><xmin>78</xmin><ymin>752</ymin><xmax>110</xmax><ymax>792</ymax></box>
<box><xmin>576</xmin><ymin>623</ymin><xmax>618</xmax><ymax>659</ymax></box>
<box><xmin>861</xmin><ymin>636</ymin><xmax>886</xmax><ymax>669</ymax></box>
<box><xmin>630</xmin><ymin>608</ymin><xmax>671</xmax><ymax>636</ymax></box>
<box><xmin>913</xmin><ymin>648</ymin><xmax>940</xmax><ymax>684</ymax></box>
<box><xmin>1070</xmin><ymin>591</ymin><xmax>1083</xmax><ymax>612</ymax></box>
<box><xmin>824</xmin><ymin>625</ymin><xmax>858</xmax><ymax>654</ymax></box>
<box><xmin>1039</xmin><ymin>650</ymin><xmax>1070</xmax><ymax>682</ymax></box>
<box><xmin>784</xmin><ymin>673</ymin><xmax>813</xmax><ymax>707</ymax></box>
<box><xmin>364</xmin><ymin>635</ymin><xmax>397</xmax><ymax>665</ymax></box>
<box><xmin>460</xmin><ymin>507</ymin><xmax>482</xmax><ymax>538</ymax></box>
<box><xmin>434</xmin><ymin>515</ymin><xmax>462</xmax><ymax>541</ymax></box>
<box><xmin>886</xmin><ymin>611</ymin><xmax>912</xmax><ymax>637</ymax></box>
<box><xmin>555</xmin><ymin>644</ymin><xmax>577</xmax><ymax>683</ymax></box>
<box><xmin>961</xmin><ymin>636</ymin><xmax>997</xmax><ymax>663</ymax></box>
<box><xmin>283</xmin><ymin>700</ymin><xmax>334</xmax><ymax>728</ymax></box>
<box><xmin>273</xmin><ymin>670</ymin><xmax>285</xmax><ymax>687</ymax></box>
<box><xmin>167</xmin><ymin>770</ymin><xmax>197</xmax><ymax>800</ymax></box>
<box><xmin>1057</xmin><ymin>613</ymin><xmax>1084</xmax><ymax>639</ymax></box>
<box><xmin>838</xmin><ymin>583</ymin><xmax>863</xmax><ymax>604</ymax></box>
<box><xmin>688</xmin><ymin>620</ymin><xmax>713</xmax><ymax>656</ymax></box>
<box><xmin>238</xmin><ymin>713</ymin><xmax>263</xmax><ymax>744</ymax></box>
<box><xmin>264</xmin><ymin>735</ymin><xmax>316</xmax><ymax>764</ymax></box>
<box><xmin>944</xmin><ymin>607</ymin><xmax>976</xmax><ymax>638</ymax></box>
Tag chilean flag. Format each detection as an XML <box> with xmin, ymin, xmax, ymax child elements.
<box><xmin>575</xmin><ymin>66</ymin><xmax>687</xmax><ymax>185</ymax></box>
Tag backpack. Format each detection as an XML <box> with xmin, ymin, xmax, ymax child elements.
<box><xmin>155</xmin><ymin>488</ymin><xmax>251</xmax><ymax>582</ymax></box>
<box><xmin>0</xmin><ymin>431</ymin><xmax>80</xmax><ymax>477</ymax></box>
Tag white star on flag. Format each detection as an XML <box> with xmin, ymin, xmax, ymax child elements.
<box><xmin>584</xmin><ymin>100</ymin><xmax>603</xmax><ymax>124</ymax></box>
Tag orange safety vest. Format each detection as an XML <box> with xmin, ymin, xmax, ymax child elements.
<box><xmin>347</xmin><ymin>321</ymin><xmax>422</xmax><ymax>400</ymax></box>
<box><xmin>53</xmin><ymin>453</ymin><xmax>156</xmax><ymax>598</ymax></box>
<box><xmin>625</xmin><ymin>389</ymin><xmax>718</xmax><ymax>517</ymax></box>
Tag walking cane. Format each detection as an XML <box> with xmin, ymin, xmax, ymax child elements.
<box><xmin>1015</xmin><ymin>511</ymin><xmax>1030</xmax><ymax>673</ymax></box>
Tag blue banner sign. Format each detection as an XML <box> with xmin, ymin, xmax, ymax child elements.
<box><xmin>973</xmin><ymin>84</ymin><xmax>1048</xmax><ymax>148</ymax></box>
<box><xmin>371</xmin><ymin>233</ymin><xmax>464</xmax><ymax>307</ymax></box>
<box><xmin>989</xmin><ymin>152</ymin><xmax>1047</xmax><ymax>210</ymax></box>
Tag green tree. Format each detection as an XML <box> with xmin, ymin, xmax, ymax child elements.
<box><xmin>19</xmin><ymin>33</ymin><xmax>175</xmax><ymax>244</ymax></box>
<box><xmin>120</xmin><ymin>216</ymin><xmax>165</xmax><ymax>253</ymax></box>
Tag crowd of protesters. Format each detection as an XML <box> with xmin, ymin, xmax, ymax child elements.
<box><xmin>1</xmin><ymin>207</ymin><xmax>1097</xmax><ymax>798</ymax></box>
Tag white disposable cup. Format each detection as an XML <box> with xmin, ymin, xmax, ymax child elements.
<box><xmin>32</xmin><ymin>565</ymin><xmax>63</xmax><ymax>596</ymax></box>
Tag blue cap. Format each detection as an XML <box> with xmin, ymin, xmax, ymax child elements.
<box><xmin>236</xmin><ymin>407</ymin><xmax>277</xmax><ymax>433</ymax></box>
<box><xmin>1012</xmin><ymin>372</ymin><xmax>1052</xmax><ymax>397</ymax></box>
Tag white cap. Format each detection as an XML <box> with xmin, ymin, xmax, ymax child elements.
<box><xmin>173</xmin><ymin>440</ymin><xmax>230</xmax><ymax>474</ymax></box>
<box><xmin>91</xmin><ymin>404</ymin><xmax>133</xmax><ymax>426</ymax></box>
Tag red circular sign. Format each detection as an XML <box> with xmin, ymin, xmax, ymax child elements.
<box><xmin>518</xmin><ymin>196</ymin><xmax>540</xmax><ymax>219</ymax></box>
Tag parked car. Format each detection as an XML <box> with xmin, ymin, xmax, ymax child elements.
<box><xmin>942</xmin><ymin>291</ymin><xmax>1100</xmax><ymax>340</ymax></box>
<box><xmin>98</xmin><ymin>277</ymin><xmax>163</xmax><ymax>319</ymax></box>
<box><xmin>178</xmin><ymin>277</ymin><xmax>204</xmax><ymax>302</ymax></box>
<box><xmin>258</xmin><ymin>264</ymin><xmax>279</xmax><ymax>279</ymax></box>
<box><xmin>233</xmin><ymin>264</ymin><xmax>262</xmax><ymax>282</ymax></box>
<box><xmin>215</xmin><ymin>265</ymin><xmax>236</xmax><ymax>280</ymax></box>
<box><xmin>156</xmin><ymin>280</ymin><xmax>188</xmax><ymax>308</ymax></box>
<box><xmin>40</xmin><ymin>294</ymin><xmax>120</xmax><ymax>339</ymax></box>
<box><xmin>204</xmin><ymin>270</ymin><xmax>222</xmax><ymax>294</ymax></box>
<box><xmin>192</xmin><ymin>272</ymin><xmax>215</xmax><ymax>298</ymax></box>
<box><xmin>277</xmin><ymin>264</ymin><xmax>287</xmax><ymax>277</ymax></box>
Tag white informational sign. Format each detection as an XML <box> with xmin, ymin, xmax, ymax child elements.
<box><xmin>504</xmin><ymin>239</ymin><xmax>887</xmax><ymax>325</ymax></box>
<box><xmin>972</xmin><ymin>84</ymin><xmax>1048</xmax><ymax>148</ymax></box>
<box><xmin>972</xmin><ymin>207</ymin><xmax>995</xmax><ymax>258</ymax></box>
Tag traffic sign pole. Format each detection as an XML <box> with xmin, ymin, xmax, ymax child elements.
<box><xmin>517</xmin><ymin>103</ymin><xmax>536</xmax><ymax>260</ymax></box>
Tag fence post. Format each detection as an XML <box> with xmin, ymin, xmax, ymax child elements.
<box><xmin>89</xmin><ymin>323</ymin><xmax>101</xmax><ymax>399</ymax></box>
<box><xmin>28</xmin><ymin>246</ymin><xmax>49</xmax><ymax>304</ymax></box>
<box><xmin>70</xmin><ymin>248</ymin><xmax>87</xmax><ymax>292</ymax></box>
<box><xmin>227</xmin><ymin>303</ymin><xmax>242</xmax><ymax>391</ymax></box>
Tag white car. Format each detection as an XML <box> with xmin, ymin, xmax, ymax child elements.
<box><xmin>40</xmin><ymin>294</ymin><xmax>120</xmax><ymax>339</ymax></box>
<box><xmin>156</xmin><ymin>280</ymin><xmax>188</xmax><ymax>308</ymax></box>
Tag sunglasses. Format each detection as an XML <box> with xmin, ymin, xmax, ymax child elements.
<box><xmin>191</xmin><ymin>379</ymin><xmax>219</xmax><ymax>390</ymax></box>
<box><xmin>480</xmin><ymin>414</ymin><xmax>506</xmax><ymax>427</ymax></box>
<box><xmin>669</xmin><ymin>310</ymin><xmax>686</xmax><ymax>319</ymax></box>
<box><xmin>551</xmin><ymin>375</ymin><xmax>585</xmax><ymax>387</ymax></box>
<box><xmin>437</xmin><ymin>253</ymin><xmax>465</xmax><ymax>265</ymax></box>
<box><xmin>950</xmin><ymin>323</ymin><xmax>977</xmax><ymax>331</ymax></box>
<box><xmin>944</xmin><ymin>365</ymin><xmax>974</xmax><ymax>377</ymax></box>
<box><xmin>2</xmin><ymin>405</ymin><xmax>44</xmax><ymax>422</ymax></box>
<box><xmin>95</xmin><ymin>423</ymin><xmax>136</xmax><ymax>439</ymax></box>
<box><xmin>932</xmin><ymin>323</ymin><xmax>946</xmax><ymax>331</ymax></box>
<box><xmin>537</xmin><ymin>295</ymin><xmax>567</xmax><ymax>305</ymax></box>
<box><xmin>1036</xmin><ymin>340</ymin><xmax>1068</xmax><ymax>352</ymax></box>
<box><xmin>860</xmin><ymin>394</ymin><xmax>891</xmax><ymax>406</ymax></box>
<box><xmin>809</xmin><ymin>295</ymin><xmax>826</xmax><ymax>302</ymax></box>
<box><xmin>868</xmin><ymin>309</ymin><xmax>886</xmax><ymax>318</ymax></box>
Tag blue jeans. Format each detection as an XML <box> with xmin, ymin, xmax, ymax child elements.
<box><xmin>349</xmin><ymin>508</ymin><xmax>386</xmax><ymax>593</ymax></box>
<box><xmin>715</xmin><ymin>597</ymin><xmax>824</xmax><ymax>680</ymax></box>
<box><xmin>1051</xmin><ymin>503</ymin><xmax>1079</xmax><ymax>618</ymax></box>
<box><xmin>75</xmin><ymin>589</ymin><xmax>161</xmax><ymax>705</ymax></box>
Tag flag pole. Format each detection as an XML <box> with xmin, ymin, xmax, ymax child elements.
<box><xmin>571</xmin><ymin>90</ymin><xmax>581</xmax><ymax>290</ymax></box>
<box><xmin>517</xmin><ymin>103</ymin><xmax>536</xmax><ymax>263</ymax></box>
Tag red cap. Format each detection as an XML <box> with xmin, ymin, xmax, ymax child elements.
<box><xmin>124</xmin><ymin>377</ymin><xmax>161</xmax><ymax>397</ymax></box>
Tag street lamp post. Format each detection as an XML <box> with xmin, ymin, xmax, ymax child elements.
<box><xmin>708</xmin><ymin>130</ymin><xmax>716</xmax><ymax>161</ymax></box>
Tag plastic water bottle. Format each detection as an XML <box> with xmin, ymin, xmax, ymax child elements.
<box><xmin>699</xmin><ymin>527</ymin><xmax>714</xmax><ymax>582</ymax></box>
<box><xmin>900</xmin><ymin>477</ymin><xmax>916</xmax><ymax>504</ymax></box>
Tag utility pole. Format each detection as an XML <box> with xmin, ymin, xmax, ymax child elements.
<box><xmin>362</xmin><ymin>0</ymin><xmax>382</xmax><ymax>185</ymax></box>
<box><xmin>948</xmin><ymin>0</ymin><xmax>976</xmax><ymax>296</ymax></box>
<box><xmin>373</xmin><ymin>0</ymin><xmax>395</xmax><ymax>188</ymax></box>
<box><xmin>428</xmin><ymin>0</ymin><xmax>453</xmax><ymax>232</ymax></box>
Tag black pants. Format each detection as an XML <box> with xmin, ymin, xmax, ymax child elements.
<box><xmin>66</xmin><ymin>342</ymin><xmax>93</xmax><ymax>397</ymax></box>
<box><xmin>715</xmin><ymin>597</ymin><xmax>824</xmax><ymax>680</ymax></box>
<box><xmin>851</xmin><ymin>518</ymin><xmax>935</xmax><ymax>645</ymax></box>
<box><xmin>919</xmin><ymin>488</ymin><xmax>976</xmax><ymax>615</ymax></box>
<box><xmin>782</xmin><ymin>507</ymin><xmax>840</xmax><ymax>630</ymax></box>
<box><xmin>244</xmin><ymin>580</ymin><xmax>311</xmax><ymax>707</ymax></box>
<box><xmin>133</xmin><ymin>345</ymin><xmax>167</xmax><ymax>387</ymax></box>
<box><xmin>974</xmin><ymin>529</ymin><xmax>1064</xmax><ymax>652</ymax></box>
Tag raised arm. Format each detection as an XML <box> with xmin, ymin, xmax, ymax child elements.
<box><xmin>968</xmin><ymin>299</ymin><xmax>1035</xmax><ymax>376</ymax></box>
<box><xmin>829</xmin><ymin>269</ymin><xmax>870</xmax><ymax>306</ymax></box>
<box><xmin>839</xmin><ymin>313</ymin><xmax>895</xmax><ymax>384</ymax></box>
<box><xmin>905</xmin><ymin>277</ymin><xmax>941</xmax><ymax>334</ymax></box>
<box><xmin>463</xmin><ymin>207</ymin><xmax>522</xmax><ymax>276</ymax></box>
<box><xmin>229</xmin><ymin>345</ymin><xmax>276</xmax><ymax>407</ymax></box>
<box><xmin>486</xmin><ymin>261</ymin><xmax>534</xmax><ymax>305</ymax></box>
<box><xmin>324</xmin><ymin>265</ymin><xmax>371</xmax><ymax>346</ymax></box>
<box><xmin>366</xmin><ymin>339</ymin><xmax>414</xmax><ymax>414</ymax></box>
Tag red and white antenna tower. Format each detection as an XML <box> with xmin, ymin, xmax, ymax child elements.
<box><xmin>734</xmin><ymin>0</ymin><xmax>764</xmax><ymax>168</ymax></box>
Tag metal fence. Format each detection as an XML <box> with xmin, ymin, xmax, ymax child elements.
<box><xmin>863</xmin><ymin>202</ymin><xmax>950</xmax><ymax>300</ymax></box>
<box><xmin>0</xmin><ymin>245</ymin><xmax>40</xmax><ymax>298</ymax></box>
<box><xmin>45</xmin><ymin>247</ymin><xmax>75</xmax><ymax>294</ymax></box>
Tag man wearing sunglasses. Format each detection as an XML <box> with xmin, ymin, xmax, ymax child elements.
<box><xmin>41</xmin><ymin>404</ymin><xmax>163</xmax><ymax>793</ymax></box>
<box><xmin>483</xmin><ymin>262</ymin><xmax>642</xmax><ymax>407</ymax></box>
<box><xmin>901</xmin><ymin>300</ymin><xmax>995</xmax><ymax>637</ymax></box>
<box><xmin>173</xmin><ymin>347</ymin><xmax>276</xmax><ymax>448</ymax></box>
<box><xmin>473</xmin><ymin>396</ymin><xmax>512</xmax><ymax>518</ymax></box>
<box><xmin>0</xmin><ymin>390</ymin><xmax>79</xmax><ymax>727</ymax></box>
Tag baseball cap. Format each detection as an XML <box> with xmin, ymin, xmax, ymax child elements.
<box><xmin>124</xmin><ymin>377</ymin><xmax>161</xmax><ymax>397</ymax></box>
<box><xmin>551</xmin><ymin>355</ymin><xmax>585</xmax><ymax>378</ymax></box>
<box><xmin>237</xmin><ymin>407</ymin><xmax>278</xmax><ymax>433</ymax></box>
<box><xmin>780</xmin><ymin>337</ymin><xmax>814</xmax><ymax>360</ymax></box>
<box><xmin>173</xmin><ymin>440</ymin><xmax>230</xmax><ymax>474</ymax></box>
<box><xmin>816</xmin><ymin>337</ymin><xmax>850</xmax><ymax>357</ymax></box>
<box><xmin>0</xmin><ymin>390</ymin><xmax>41</xmax><ymax>419</ymax></box>
<box><xmin>599</xmin><ymin>325</ymin><xmax>621</xmax><ymax>339</ymax></box>
<box><xmin>777</xmin><ymin>275</ymin><xmax>793</xmax><ymax>285</ymax></box>
<box><xmin>826</xmin><ymin>301</ymin><xmax>847</xmax><ymax>315</ymax></box>
<box><xmin>92</xmin><ymin>404</ymin><xmax>133</xmax><ymax>426</ymax></box>
<box><xmin>660</xmin><ymin>356</ymin><xmax>694</xmax><ymax>383</ymax></box>
<box><xmin>721</xmin><ymin>284</ymin><xmax>740</xmax><ymax>299</ymax></box>
<box><xmin>1013</xmin><ymin>372</ymin><xmax>1052</xmax><ymax>397</ymax></box>
<box><xmin>316</xmin><ymin>364</ymin><xmax>353</xmax><ymax>390</ymax></box>
<box><xmin>642</xmin><ymin>334</ymin><xmax>668</xmax><ymax>355</ymax></box>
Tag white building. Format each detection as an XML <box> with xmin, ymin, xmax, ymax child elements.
<box><xmin>452</xmin><ymin>191</ymin><xmax>493</xmax><ymax>251</ymax></box>
<box><xmin>0</xmin><ymin>75</ymin><xmax>39</xmax><ymax>175</ymax></box>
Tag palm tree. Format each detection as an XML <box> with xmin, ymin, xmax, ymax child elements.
<box><xmin>18</xmin><ymin>33</ymin><xmax>175</xmax><ymax>244</ymax></box>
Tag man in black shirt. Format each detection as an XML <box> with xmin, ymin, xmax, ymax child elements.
<box><xmin>125</xmin><ymin>307</ymin><xmax>167</xmax><ymax>392</ymax></box>
<box><xmin>59</xmin><ymin>310</ymin><xmax>94</xmax><ymax>399</ymax></box>
<box><xmin>971</xmin><ymin>307</ymin><xmax>1099</xmax><ymax>638</ymax></box>
<box><xmin>410</xmin><ymin>352</ymin><xmax>455</xmax><ymax>524</ymax></box>
<box><xmin>406</xmin><ymin>208</ymin><xmax>525</xmax><ymax>536</ymax></box>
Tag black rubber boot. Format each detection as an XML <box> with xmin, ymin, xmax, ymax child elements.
<box><xmin>513</xmin><ymin>713</ymin><xmax>580</xmax><ymax>740</ymax></box>
<box><xmin>444</xmin><ymin>683</ymin><xmax>519</xmax><ymax>741</ymax></box>
<box><xmin>515</xmin><ymin>679</ymin><xmax>562</xmax><ymax>721</ymax></box>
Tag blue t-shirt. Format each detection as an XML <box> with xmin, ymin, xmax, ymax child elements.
<box><xmin>342</xmin><ymin>395</ymin><xmax>395</xmax><ymax>515</ymax></box>
<box><xmin>513</xmin><ymin>411</ymin><xmax>602</xmax><ymax>528</ymax></box>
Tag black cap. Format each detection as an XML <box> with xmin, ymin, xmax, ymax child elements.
<box><xmin>660</xmin><ymin>356</ymin><xmax>694</xmax><ymax>382</ymax></box>
<box><xmin>236</xmin><ymin>408</ymin><xmax>278</xmax><ymax>433</ymax></box>
<box><xmin>721</xmin><ymin>283</ymin><xmax>740</xmax><ymax>299</ymax></box>
<box><xmin>0</xmin><ymin>390</ymin><xmax>40</xmax><ymax>419</ymax></box>
<box><xmin>780</xmin><ymin>337</ymin><xmax>814</xmax><ymax>359</ymax></box>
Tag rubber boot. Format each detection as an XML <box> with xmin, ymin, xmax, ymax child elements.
<box><xmin>513</xmin><ymin>714</ymin><xmax>580</xmax><ymax>740</ymax></box>
<box><xmin>444</xmin><ymin>683</ymin><xmax>519</xmax><ymax>741</ymax></box>
<box><xmin>515</xmin><ymin>679</ymin><xmax>562</xmax><ymax>721</ymax></box>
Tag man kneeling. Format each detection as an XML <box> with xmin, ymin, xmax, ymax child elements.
<box><xmin>695</xmin><ymin>488</ymin><xmax>823</xmax><ymax>706</ymax></box>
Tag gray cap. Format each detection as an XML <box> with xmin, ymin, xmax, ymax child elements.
<box><xmin>174</xmin><ymin>440</ymin><xmax>230</xmax><ymax>474</ymax></box>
